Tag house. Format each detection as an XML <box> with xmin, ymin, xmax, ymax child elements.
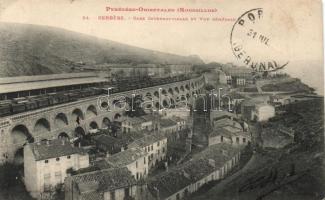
<box><xmin>269</xmin><ymin>94</ymin><xmax>292</xmax><ymax>107</ymax></box>
<box><xmin>92</xmin><ymin>134</ymin><xmax>125</xmax><ymax>155</ymax></box>
<box><xmin>221</xmin><ymin>66</ymin><xmax>253</xmax><ymax>86</ymax></box>
<box><xmin>128</xmin><ymin>134</ymin><xmax>167</xmax><ymax>169</ymax></box>
<box><xmin>241</xmin><ymin>99</ymin><xmax>257</xmax><ymax>120</ymax></box>
<box><xmin>159</xmin><ymin>118</ymin><xmax>179</xmax><ymax>138</ymax></box>
<box><xmin>122</xmin><ymin>115</ymin><xmax>154</xmax><ymax>133</ymax></box>
<box><xmin>170</xmin><ymin>116</ymin><xmax>187</xmax><ymax>131</ymax></box>
<box><xmin>147</xmin><ymin>143</ymin><xmax>242</xmax><ymax>200</ymax></box>
<box><xmin>64</xmin><ymin>167</ymin><xmax>138</xmax><ymax>200</ymax></box>
<box><xmin>105</xmin><ymin>147</ymin><xmax>148</xmax><ymax>181</ymax></box>
<box><xmin>209</xmin><ymin>118</ymin><xmax>250</xmax><ymax>146</ymax></box>
<box><xmin>147</xmin><ymin>170</ymin><xmax>192</xmax><ymax>200</ymax></box>
<box><xmin>223</xmin><ymin>126</ymin><xmax>251</xmax><ymax>145</ymax></box>
<box><xmin>192</xmin><ymin>143</ymin><xmax>242</xmax><ymax>180</ymax></box>
<box><xmin>24</xmin><ymin>139</ymin><xmax>89</xmax><ymax>198</ymax></box>
<box><xmin>210</xmin><ymin>110</ymin><xmax>236</xmax><ymax>124</ymax></box>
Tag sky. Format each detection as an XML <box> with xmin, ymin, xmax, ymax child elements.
<box><xmin>0</xmin><ymin>0</ymin><xmax>323</xmax><ymax>94</ymax></box>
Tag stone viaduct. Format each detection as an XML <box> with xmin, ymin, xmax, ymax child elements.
<box><xmin>0</xmin><ymin>75</ymin><xmax>205</xmax><ymax>163</ymax></box>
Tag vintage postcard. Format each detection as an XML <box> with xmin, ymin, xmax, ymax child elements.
<box><xmin>0</xmin><ymin>0</ymin><xmax>323</xmax><ymax>199</ymax></box>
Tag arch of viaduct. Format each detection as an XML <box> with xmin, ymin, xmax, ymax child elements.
<box><xmin>0</xmin><ymin>75</ymin><xmax>205</xmax><ymax>162</ymax></box>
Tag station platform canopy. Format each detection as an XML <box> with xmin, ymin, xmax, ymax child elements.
<box><xmin>0</xmin><ymin>72</ymin><xmax>108</xmax><ymax>94</ymax></box>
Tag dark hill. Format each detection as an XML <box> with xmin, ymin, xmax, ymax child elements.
<box><xmin>0</xmin><ymin>23</ymin><xmax>203</xmax><ymax>77</ymax></box>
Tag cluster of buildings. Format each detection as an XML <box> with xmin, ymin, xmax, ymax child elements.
<box><xmin>217</xmin><ymin>65</ymin><xmax>255</xmax><ymax>87</ymax></box>
<box><xmin>147</xmin><ymin>143</ymin><xmax>243</xmax><ymax>200</ymax></box>
<box><xmin>208</xmin><ymin>117</ymin><xmax>251</xmax><ymax>146</ymax></box>
<box><xmin>22</xmin><ymin>111</ymin><xmax>190</xmax><ymax>200</ymax></box>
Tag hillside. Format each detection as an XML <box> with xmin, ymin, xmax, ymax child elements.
<box><xmin>0</xmin><ymin>23</ymin><xmax>203</xmax><ymax>77</ymax></box>
<box><xmin>261</xmin><ymin>78</ymin><xmax>315</xmax><ymax>93</ymax></box>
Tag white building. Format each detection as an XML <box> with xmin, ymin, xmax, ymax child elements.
<box><xmin>24</xmin><ymin>139</ymin><xmax>89</xmax><ymax>198</ymax></box>
<box><xmin>121</xmin><ymin>115</ymin><xmax>154</xmax><ymax>133</ymax></box>
<box><xmin>252</xmin><ymin>104</ymin><xmax>275</xmax><ymax>121</ymax></box>
<box><xmin>128</xmin><ymin>134</ymin><xmax>167</xmax><ymax>169</ymax></box>
<box><xmin>105</xmin><ymin>147</ymin><xmax>148</xmax><ymax>181</ymax></box>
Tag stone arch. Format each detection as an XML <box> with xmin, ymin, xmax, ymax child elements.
<box><xmin>72</xmin><ymin>108</ymin><xmax>84</xmax><ymax>121</ymax></box>
<box><xmin>186</xmin><ymin>93</ymin><xmax>190</xmax><ymax>99</ymax></box>
<box><xmin>155</xmin><ymin>102</ymin><xmax>160</xmax><ymax>109</ymax></box>
<box><xmin>34</xmin><ymin>118</ymin><xmax>51</xmax><ymax>133</ymax></box>
<box><xmin>168</xmin><ymin>88</ymin><xmax>174</xmax><ymax>95</ymax></box>
<box><xmin>75</xmin><ymin>126</ymin><xmax>85</xmax><ymax>137</ymax></box>
<box><xmin>170</xmin><ymin>98</ymin><xmax>175</xmax><ymax>107</ymax></box>
<box><xmin>154</xmin><ymin>91</ymin><xmax>159</xmax><ymax>98</ymax></box>
<box><xmin>185</xmin><ymin>84</ymin><xmax>190</xmax><ymax>90</ymax></box>
<box><xmin>161</xmin><ymin>89</ymin><xmax>167</xmax><ymax>95</ymax></box>
<box><xmin>89</xmin><ymin>121</ymin><xmax>99</xmax><ymax>129</ymax></box>
<box><xmin>101</xmin><ymin>101</ymin><xmax>109</xmax><ymax>109</ymax></box>
<box><xmin>162</xmin><ymin>99</ymin><xmax>170</xmax><ymax>107</ymax></box>
<box><xmin>145</xmin><ymin>92</ymin><xmax>152</xmax><ymax>99</ymax></box>
<box><xmin>58</xmin><ymin>132</ymin><xmax>69</xmax><ymax>139</ymax></box>
<box><xmin>86</xmin><ymin>105</ymin><xmax>97</xmax><ymax>118</ymax></box>
<box><xmin>191</xmin><ymin>82</ymin><xmax>194</xmax><ymax>89</ymax></box>
<box><xmin>174</xmin><ymin>87</ymin><xmax>179</xmax><ymax>94</ymax></box>
<box><xmin>11</xmin><ymin>124</ymin><xmax>34</xmax><ymax>165</ymax></box>
<box><xmin>11</xmin><ymin>124</ymin><xmax>34</xmax><ymax>146</ymax></box>
<box><xmin>102</xmin><ymin>117</ymin><xmax>111</xmax><ymax>128</ymax></box>
<box><xmin>54</xmin><ymin>113</ymin><xmax>69</xmax><ymax>128</ymax></box>
<box><xmin>114</xmin><ymin>113</ymin><xmax>122</xmax><ymax>120</ymax></box>
<box><xmin>180</xmin><ymin>85</ymin><xmax>185</xmax><ymax>92</ymax></box>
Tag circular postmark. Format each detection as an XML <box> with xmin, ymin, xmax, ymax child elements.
<box><xmin>230</xmin><ymin>8</ymin><xmax>289</xmax><ymax>72</ymax></box>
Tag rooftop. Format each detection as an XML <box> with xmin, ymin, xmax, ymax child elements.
<box><xmin>92</xmin><ymin>134</ymin><xmax>122</xmax><ymax>146</ymax></box>
<box><xmin>69</xmin><ymin>167</ymin><xmax>136</xmax><ymax>195</ymax></box>
<box><xmin>160</xmin><ymin>118</ymin><xmax>178</xmax><ymax>128</ymax></box>
<box><xmin>147</xmin><ymin>170</ymin><xmax>192</xmax><ymax>199</ymax></box>
<box><xmin>123</xmin><ymin>114</ymin><xmax>155</xmax><ymax>124</ymax></box>
<box><xmin>193</xmin><ymin>143</ymin><xmax>242</xmax><ymax>167</ymax></box>
<box><xmin>0</xmin><ymin>72</ymin><xmax>107</xmax><ymax>94</ymax></box>
<box><xmin>29</xmin><ymin>139</ymin><xmax>85</xmax><ymax>161</ymax></box>
<box><xmin>147</xmin><ymin>143</ymin><xmax>242</xmax><ymax>198</ymax></box>
<box><xmin>213</xmin><ymin>118</ymin><xmax>242</xmax><ymax>129</ymax></box>
<box><xmin>179</xmin><ymin>158</ymin><xmax>215</xmax><ymax>182</ymax></box>
<box><xmin>128</xmin><ymin>134</ymin><xmax>167</xmax><ymax>149</ymax></box>
<box><xmin>105</xmin><ymin>147</ymin><xmax>147</xmax><ymax>167</ymax></box>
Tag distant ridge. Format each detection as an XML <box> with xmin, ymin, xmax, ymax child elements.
<box><xmin>0</xmin><ymin>23</ymin><xmax>204</xmax><ymax>77</ymax></box>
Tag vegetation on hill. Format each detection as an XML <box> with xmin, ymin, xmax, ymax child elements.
<box><xmin>261</xmin><ymin>78</ymin><xmax>315</xmax><ymax>93</ymax></box>
<box><xmin>0</xmin><ymin>23</ymin><xmax>203</xmax><ymax>77</ymax></box>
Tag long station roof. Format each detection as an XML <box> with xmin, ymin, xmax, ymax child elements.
<box><xmin>0</xmin><ymin>72</ymin><xmax>107</xmax><ymax>94</ymax></box>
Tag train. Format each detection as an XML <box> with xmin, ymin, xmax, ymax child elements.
<box><xmin>0</xmin><ymin>74</ymin><xmax>194</xmax><ymax>117</ymax></box>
